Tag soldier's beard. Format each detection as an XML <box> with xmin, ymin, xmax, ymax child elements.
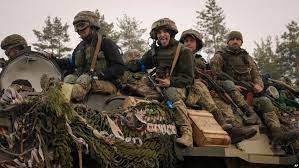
<box><xmin>228</xmin><ymin>44</ymin><xmax>241</xmax><ymax>51</ymax></box>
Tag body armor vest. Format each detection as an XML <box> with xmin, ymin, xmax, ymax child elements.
<box><xmin>219</xmin><ymin>49</ymin><xmax>252</xmax><ymax>82</ymax></box>
<box><xmin>73</xmin><ymin>36</ymin><xmax>107</xmax><ymax>75</ymax></box>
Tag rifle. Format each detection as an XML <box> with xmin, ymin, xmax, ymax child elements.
<box><xmin>268</xmin><ymin>78</ymin><xmax>299</xmax><ymax>97</ymax></box>
<box><xmin>197</xmin><ymin>70</ymin><xmax>250</xmax><ymax>122</ymax></box>
<box><xmin>219</xmin><ymin>71</ymin><xmax>254</xmax><ymax>92</ymax></box>
<box><xmin>145</xmin><ymin>40</ymin><xmax>173</xmax><ymax>109</ymax></box>
<box><xmin>146</xmin><ymin>69</ymin><xmax>174</xmax><ymax>109</ymax></box>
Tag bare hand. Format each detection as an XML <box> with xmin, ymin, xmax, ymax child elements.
<box><xmin>236</xmin><ymin>85</ymin><xmax>247</xmax><ymax>92</ymax></box>
<box><xmin>253</xmin><ymin>84</ymin><xmax>263</xmax><ymax>93</ymax></box>
<box><xmin>156</xmin><ymin>77</ymin><xmax>170</xmax><ymax>88</ymax></box>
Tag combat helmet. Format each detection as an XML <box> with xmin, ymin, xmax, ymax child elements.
<box><xmin>150</xmin><ymin>18</ymin><xmax>178</xmax><ymax>39</ymax></box>
<box><xmin>180</xmin><ymin>29</ymin><xmax>204</xmax><ymax>51</ymax></box>
<box><xmin>1</xmin><ymin>34</ymin><xmax>27</xmax><ymax>50</ymax></box>
<box><xmin>226</xmin><ymin>31</ymin><xmax>243</xmax><ymax>43</ymax></box>
<box><xmin>73</xmin><ymin>11</ymin><xmax>100</xmax><ymax>32</ymax></box>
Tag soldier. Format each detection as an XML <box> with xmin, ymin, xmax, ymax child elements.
<box><xmin>179</xmin><ymin>30</ymin><xmax>231</xmax><ymax>129</ymax></box>
<box><xmin>210</xmin><ymin>31</ymin><xmax>299</xmax><ymax>144</ymax></box>
<box><xmin>128</xmin><ymin>18</ymin><xmax>193</xmax><ymax>147</ymax></box>
<box><xmin>64</xmin><ymin>11</ymin><xmax>125</xmax><ymax>101</ymax></box>
<box><xmin>180</xmin><ymin>29</ymin><xmax>257</xmax><ymax>144</ymax></box>
<box><xmin>1</xmin><ymin>34</ymin><xmax>30</xmax><ymax>66</ymax></box>
<box><xmin>0</xmin><ymin>34</ymin><xmax>68</xmax><ymax>71</ymax></box>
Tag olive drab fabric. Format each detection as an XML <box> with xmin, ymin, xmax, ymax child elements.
<box><xmin>63</xmin><ymin>10</ymin><xmax>125</xmax><ymax>101</ymax></box>
<box><xmin>226</xmin><ymin>31</ymin><xmax>243</xmax><ymax>43</ymax></box>
<box><xmin>69</xmin><ymin>31</ymin><xmax>125</xmax><ymax>82</ymax></box>
<box><xmin>72</xmin><ymin>41</ymin><xmax>107</xmax><ymax>75</ymax></box>
<box><xmin>150</xmin><ymin>18</ymin><xmax>178</xmax><ymax>39</ymax></box>
<box><xmin>64</xmin><ymin>35</ymin><xmax>123</xmax><ymax>98</ymax></box>
<box><xmin>128</xmin><ymin>18</ymin><xmax>194</xmax><ymax>146</ymax></box>
<box><xmin>129</xmin><ymin>38</ymin><xmax>194</xmax><ymax>88</ymax></box>
<box><xmin>179</xmin><ymin>29</ymin><xmax>204</xmax><ymax>52</ymax></box>
<box><xmin>1</xmin><ymin>34</ymin><xmax>27</xmax><ymax>50</ymax></box>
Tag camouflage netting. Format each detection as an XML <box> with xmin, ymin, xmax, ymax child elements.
<box><xmin>0</xmin><ymin>81</ymin><xmax>179</xmax><ymax>168</ymax></box>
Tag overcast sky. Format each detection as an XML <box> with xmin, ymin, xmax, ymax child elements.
<box><xmin>0</xmin><ymin>0</ymin><xmax>298</xmax><ymax>59</ymax></box>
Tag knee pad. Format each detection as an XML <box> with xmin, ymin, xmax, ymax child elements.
<box><xmin>64</xmin><ymin>74</ymin><xmax>78</xmax><ymax>84</ymax></box>
<box><xmin>76</xmin><ymin>74</ymin><xmax>92</xmax><ymax>86</ymax></box>
<box><xmin>164</xmin><ymin>87</ymin><xmax>181</xmax><ymax>102</ymax></box>
<box><xmin>222</xmin><ymin>80</ymin><xmax>236</xmax><ymax>92</ymax></box>
<box><xmin>254</xmin><ymin>96</ymin><xmax>274</xmax><ymax>113</ymax></box>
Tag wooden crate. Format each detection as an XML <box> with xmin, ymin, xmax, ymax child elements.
<box><xmin>188</xmin><ymin>110</ymin><xmax>231</xmax><ymax>147</ymax></box>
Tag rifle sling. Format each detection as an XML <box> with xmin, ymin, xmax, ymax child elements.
<box><xmin>90</xmin><ymin>32</ymin><xmax>103</xmax><ymax>72</ymax></box>
<box><xmin>170</xmin><ymin>43</ymin><xmax>182</xmax><ymax>76</ymax></box>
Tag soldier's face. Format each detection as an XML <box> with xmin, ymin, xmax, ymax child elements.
<box><xmin>228</xmin><ymin>38</ymin><xmax>242</xmax><ymax>48</ymax></box>
<box><xmin>183</xmin><ymin>36</ymin><xmax>197</xmax><ymax>53</ymax></box>
<box><xmin>157</xmin><ymin>29</ymin><xmax>170</xmax><ymax>47</ymax></box>
<box><xmin>78</xmin><ymin>26</ymin><xmax>91</xmax><ymax>39</ymax></box>
<box><xmin>5</xmin><ymin>47</ymin><xmax>18</xmax><ymax>59</ymax></box>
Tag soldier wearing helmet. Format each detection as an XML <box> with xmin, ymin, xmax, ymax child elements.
<box><xmin>63</xmin><ymin>11</ymin><xmax>125</xmax><ymax>101</ymax></box>
<box><xmin>210</xmin><ymin>30</ymin><xmax>299</xmax><ymax>145</ymax></box>
<box><xmin>1</xmin><ymin>34</ymin><xmax>29</xmax><ymax>62</ymax></box>
<box><xmin>180</xmin><ymin>29</ymin><xmax>206</xmax><ymax>69</ymax></box>
<box><xmin>180</xmin><ymin>29</ymin><xmax>258</xmax><ymax>143</ymax></box>
<box><xmin>128</xmin><ymin>18</ymin><xmax>194</xmax><ymax>147</ymax></box>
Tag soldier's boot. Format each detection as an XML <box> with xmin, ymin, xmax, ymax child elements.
<box><xmin>272</xmin><ymin>128</ymin><xmax>299</xmax><ymax>145</ymax></box>
<box><xmin>263</xmin><ymin>111</ymin><xmax>285</xmax><ymax>145</ymax></box>
<box><xmin>280</xmin><ymin>129</ymin><xmax>299</xmax><ymax>144</ymax></box>
<box><xmin>227</xmin><ymin>126</ymin><xmax>257</xmax><ymax>144</ymax></box>
<box><xmin>240</xmin><ymin>105</ymin><xmax>261</xmax><ymax>125</ymax></box>
<box><xmin>173</xmin><ymin>100</ymin><xmax>193</xmax><ymax>147</ymax></box>
<box><xmin>71</xmin><ymin>84</ymin><xmax>89</xmax><ymax>102</ymax></box>
<box><xmin>210</xmin><ymin>109</ymin><xmax>233</xmax><ymax>132</ymax></box>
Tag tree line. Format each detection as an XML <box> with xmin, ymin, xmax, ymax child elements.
<box><xmin>32</xmin><ymin>0</ymin><xmax>299</xmax><ymax>85</ymax></box>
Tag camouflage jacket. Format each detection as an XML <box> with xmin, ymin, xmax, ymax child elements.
<box><xmin>128</xmin><ymin>38</ymin><xmax>194</xmax><ymax>88</ymax></box>
<box><xmin>210</xmin><ymin>46</ymin><xmax>264</xmax><ymax>88</ymax></box>
<box><xmin>193</xmin><ymin>53</ymin><xmax>208</xmax><ymax>79</ymax></box>
<box><xmin>56</xmin><ymin>31</ymin><xmax>125</xmax><ymax>82</ymax></box>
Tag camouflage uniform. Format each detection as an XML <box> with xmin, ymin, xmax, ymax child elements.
<box><xmin>64</xmin><ymin>11</ymin><xmax>125</xmax><ymax>101</ymax></box>
<box><xmin>180</xmin><ymin>29</ymin><xmax>231</xmax><ymax>129</ymax></box>
<box><xmin>210</xmin><ymin>31</ymin><xmax>298</xmax><ymax>143</ymax></box>
<box><xmin>180</xmin><ymin>29</ymin><xmax>257</xmax><ymax>143</ymax></box>
<box><xmin>128</xmin><ymin>18</ymin><xmax>194</xmax><ymax>147</ymax></box>
<box><xmin>190</xmin><ymin>55</ymin><xmax>245</xmax><ymax>129</ymax></box>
